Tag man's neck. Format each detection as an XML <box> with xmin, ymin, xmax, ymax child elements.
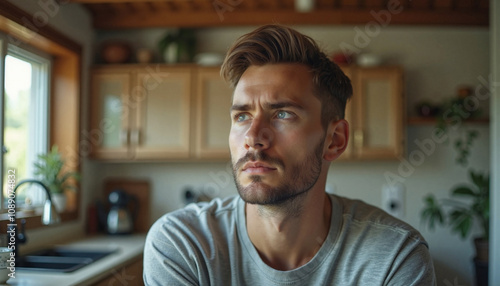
<box><xmin>246</xmin><ymin>191</ymin><xmax>332</xmax><ymax>271</ymax></box>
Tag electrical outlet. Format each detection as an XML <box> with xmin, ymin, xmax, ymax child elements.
<box><xmin>381</xmin><ymin>182</ymin><xmax>405</xmax><ymax>219</ymax></box>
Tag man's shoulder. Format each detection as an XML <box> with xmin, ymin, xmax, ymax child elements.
<box><xmin>149</xmin><ymin>195</ymin><xmax>240</xmax><ymax>237</ymax></box>
<box><xmin>332</xmin><ymin>194</ymin><xmax>425</xmax><ymax>242</ymax></box>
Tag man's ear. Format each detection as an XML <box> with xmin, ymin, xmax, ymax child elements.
<box><xmin>323</xmin><ymin>119</ymin><xmax>349</xmax><ymax>161</ymax></box>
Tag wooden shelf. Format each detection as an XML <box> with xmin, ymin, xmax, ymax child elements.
<box><xmin>408</xmin><ymin>117</ymin><xmax>490</xmax><ymax>125</ymax></box>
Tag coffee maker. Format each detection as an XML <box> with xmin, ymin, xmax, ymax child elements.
<box><xmin>106</xmin><ymin>190</ymin><xmax>138</xmax><ymax>234</ymax></box>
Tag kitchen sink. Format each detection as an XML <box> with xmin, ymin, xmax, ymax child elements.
<box><xmin>17</xmin><ymin>247</ymin><xmax>118</xmax><ymax>273</ymax></box>
<box><xmin>28</xmin><ymin>248</ymin><xmax>117</xmax><ymax>261</ymax></box>
<box><xmin>17</xmin><ymin>256</ymin><xmax>94</xmax><ymax>273</ymax></box>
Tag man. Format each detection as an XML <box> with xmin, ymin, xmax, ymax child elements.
<box><xmin>144</xmin><ymin>25</ymin><xmax>436</xmax><ymax>285</ymax></box>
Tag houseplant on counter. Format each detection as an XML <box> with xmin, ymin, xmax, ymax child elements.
<box><xmin>34</xmin><ymin>145</ymin><xmax>80</xmax><ymax>212</ymax></box>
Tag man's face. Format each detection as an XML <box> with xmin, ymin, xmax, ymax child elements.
<box><xmin>229</xmin><ymin>63</ymin><xmax>328</xmax><ymax>206</ymax></box>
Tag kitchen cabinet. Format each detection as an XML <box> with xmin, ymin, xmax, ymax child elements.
<box><xmin>90</xmin><ymin>65</ymin><xmax>192</xmax><ymax>160</ymax></box>
<box><xmin>90</xmin><ymin>65</ymin><xmax>231</xmax><ymax>161</ymax></box>
<box><xmin>90</xmin><ymin>64</ymin><xmax>403</xmax><ymax>161</ymax></box>
<box><xmin>194</xmin><ymin>67</ymin><xmax>232</xmax><ymax>159</ymax></box>
<box><xmin>91</xmin><ymin>255</ymin><xmax>143</xmax><ymax>286</ymax></box>
<box><xmin>90</xmin><ymin>69</ymin><xmax>132</xmax><ymax>159</ymax></box>
<box><xmin>340</xmin><ymin>66</ymin><xmax>404</xmax><ymax>160</ymax></box>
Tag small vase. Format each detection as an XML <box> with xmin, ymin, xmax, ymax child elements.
<box><xmin>52</xmin><ymin>193</ymin><xmax>67</xmax><ymax>212</ymax></box>
<box><xmin>163</xmin><ymin>42</ymin><xmax>178</xmax><ymax>64</ymax></box>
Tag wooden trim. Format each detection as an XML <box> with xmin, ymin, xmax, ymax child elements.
<box><xmin>91</xmin><ymin>9</ymin><xmax>488</xmax><ymax>29</ymax></box>
<box><xmin>69</xmin><ymin>0</ymin><xmax>179</xmax><ymax>2</ymax></box>
<box><xmin>0</xmin><ymin>1</ymin><xmax>81</xmax><ymax>55</ymax></box>
<box><xmin>0</xmin><ymin>211</ymin><xmax>78</xmax><ymax>233</ymax></box>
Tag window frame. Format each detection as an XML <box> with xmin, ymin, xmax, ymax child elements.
<box><xmin>0</xmin><ymin>1</ymin><xmax>82</xmax><ymax>231</ymax></box>
<box><xmin>2</xmin><ymin>43</ymin><xmax>52</xmax><ymax>208</ymax></box>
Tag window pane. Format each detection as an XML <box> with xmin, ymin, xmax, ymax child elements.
<box><xmin>2</xmin><ymin>50</ymin><xmax>49</xmax><ymax>207</ymax></box>
<box><xmin>3</xmin><ymin>55</ymin><xmax>32</xmax><ymax>204</ymax></box>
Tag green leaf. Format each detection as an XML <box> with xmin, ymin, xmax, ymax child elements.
<box><xmin>421</xmin><ymin>195</ymin><xmax>445</xmax><ymax>230</ymax></box>
<box><xmin>452</xmin><ymin>186</ymin><xmax>476</xmax><ymax>197</ymax></box>
<box><xmin>449</xmin><ymin>209</ymin><xmax>473</xmax><ymax>239</ymax></box>
<box><xmin>32</xmin><ymin>145</ymin><xmax>80</xmax><ymax>194</ymax></box>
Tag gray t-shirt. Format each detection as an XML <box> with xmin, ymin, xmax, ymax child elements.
<box><xmin>144</xmin><ymin>194</ymin><xmax>436</xmax><ymax>285</ymax></box>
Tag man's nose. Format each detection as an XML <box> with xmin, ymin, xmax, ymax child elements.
<box><xmin>244</xmin><ymin>118</ymin><xmax>273</xmax><ymax>151</ymax></box>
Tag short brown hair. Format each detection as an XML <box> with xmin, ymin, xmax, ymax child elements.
<box><xmin>221</xmin><ymin>24</ymin><xmax>352</xmax><ymax>127</ymax></box>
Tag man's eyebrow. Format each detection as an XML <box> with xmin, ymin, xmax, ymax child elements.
<box><xmin>266</xmin><ymin>101</ymin><xmax>304</xmax><ymax>110</ymax></box>
<box><xmin>230</xmin><ymin>101</ymin><xmax>305</xmax><ymax>112</ymax></box>
<box><xmin>230</xmin><ymin>104</ymin><xmax>252</xmax><ymax>112</ymax></box>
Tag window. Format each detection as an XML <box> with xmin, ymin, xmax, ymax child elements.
<box><xmin>0</xmin><ymin>1</ymin><xmax>82</xmax><ymax>227</ymax></box>
<box><xmin>1</xmin><ymin>35</ymin><xmax>51</xmax><ymax>209</ymax></box>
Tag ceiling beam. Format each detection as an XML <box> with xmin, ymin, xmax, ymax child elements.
<box><xmin>68</xmin><ymin>0</ymin><xmax>191</xmax><ymax>3</ymax></box>
<box><xmin>91</xmin><ymin>9</ymin><xmax>488</xmax><ymax>29</ymax></box>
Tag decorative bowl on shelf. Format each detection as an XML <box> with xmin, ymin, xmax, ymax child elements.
<box><xmin>195</xmin><ymin>53</ymin><xmax>224</xmax><ymax>66</ymax></box>
<box><xmin>100</xmin><ymin>41</ymin><xmax>132</xmax><ymax>64</ymax></box>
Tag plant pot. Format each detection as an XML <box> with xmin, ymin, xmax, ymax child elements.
<box><xmin>474</xmin><ymin>258</ymin><xmax>488</xmax><ymax>286</ymax></box>
<box><xmin>52</xmin><ymin>193</ymin><xmax>67</xmax><ymax>212</ymax></box>
<box><xmin>474</xmin><ymin>238</ymin><xmax>489</xmax><ymax>286</ymax></box>
<box><xmin>474</xmin><ymin>238</ymin><xmax>489</xmax><ymax>262</ymax></box>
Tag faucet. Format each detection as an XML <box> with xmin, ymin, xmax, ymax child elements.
<box><xmin>8</xmin><ymin>179</ymin><xmax>61</xmax><ymax>258</ymax></box>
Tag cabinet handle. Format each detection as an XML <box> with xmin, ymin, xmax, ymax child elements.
<box><xmin>354</xmin><ymin>130</ymin><xmax>364</xmax><ymax>149</ymax></box>
<box><xmin>130</xmin><ymin>129</ymin><xmax>140</xmax><ymax>145</ymax></box>
<box><xmin>120</xmin><ymin>130</ymin><xmax>129</xmax><ymax>146</ymax></box>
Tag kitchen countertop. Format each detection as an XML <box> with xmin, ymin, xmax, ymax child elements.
<box><xmin>5</xmin><ymin>234</ymin><xmax>146</xmax><ymax>286</ymax></box>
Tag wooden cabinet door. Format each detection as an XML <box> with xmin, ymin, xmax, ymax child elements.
<box><xmin>133</xmin><ymin>67</ymin><xmax>191</xmax><ymax>159</ymax></box>
<box><xmin>194</xmin><ymin>67</ymin><xmax>232</xmax><ymax>159</ymax></box>
<box><xmin>92</xmin><ymin>256</ymin><xmax>144</xmax><ymax>286</ymax></box>
<box><xmin>353</xmin><ymin>66</ymin><xmax>404</xmax><ymax>159</ymax></box>
<box><xmin>90</xmin><ymin>70</ymin><xmax>133</xmax><ymax>159</ymax></box>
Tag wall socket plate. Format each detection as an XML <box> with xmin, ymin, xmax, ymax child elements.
<box><xmin>381</xmin><ymin>182</ymin><xmax>405</xmax><ymax>219</ymax></box>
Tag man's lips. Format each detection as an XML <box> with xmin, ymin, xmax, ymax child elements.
<box><xmin>242</xmin><ymin>162</ymin><xmax>277</xmax><ymax>173</ymax></box>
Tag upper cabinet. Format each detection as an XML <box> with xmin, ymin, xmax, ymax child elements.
<box><xmin>89</xmin><ymin>64</ymin><xmax>231</xmax><ymax>161</ymax></box>
<box><xmin>90</xmin><ymin>64</ymin><xmax>403</xmax><ymax>161</ymax></box>
<box><xmin>194</xmin><ymin>67</ymin><xmax>233</xmax><ymax>159</ymax></box>
<box><xmin>90</xmin><ymin>68</ymin><xmax>133</xmax><ymax>160</ymax></box>
<box><xmin>341</xmin><ymin>66</ymin><xmax>405</xmax><ymax>160</ymax></box>
<box><xmin>134</xmin><ymin>67</ymin><xmax>192</xmax><ymax>159</ymax></box>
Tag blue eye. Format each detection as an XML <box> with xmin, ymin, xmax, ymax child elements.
<box><xmin>276</xmin><ymin>111</ymin><xmax>292</xmax><ymax>119</ymax></box>
<box><xmin>236</xmin><ymin>113</ymin><xmax>249</xmax><ymax>122</ymax></box>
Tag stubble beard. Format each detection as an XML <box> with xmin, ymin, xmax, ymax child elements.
<box><xmin>232</xmin><ymin>138</ymin><xmax>325</xmax><ymax>215</ymax></box>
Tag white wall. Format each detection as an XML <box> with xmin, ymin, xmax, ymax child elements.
<box><xmin>93</xmin><ymin>25</ymin><xmax>490</xmax><ymax>284</ymax></box>
<box><xmin>5</xmin><ymin>0</ymin><xmax>94</xmax><ymax>253</ymax></box>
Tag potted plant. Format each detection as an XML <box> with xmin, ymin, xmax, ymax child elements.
<box><xmin>421</xmin><ymin>169</ymin><xmax>489</xmax><ymax>285</ymax></box>
<box><xmin>158</xmin><ymin>28</ymin><xmax>196</xmax><ymax>64</ymax></box>
<box><xmin>34</xmin><ymin>145</ymin><xmax>80</xmax><ymax>212</ymax></box>
<box><xmin>420</xmin><ymin>85</ymin><xmax>490</xmax><ymax>285</ymax></box>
